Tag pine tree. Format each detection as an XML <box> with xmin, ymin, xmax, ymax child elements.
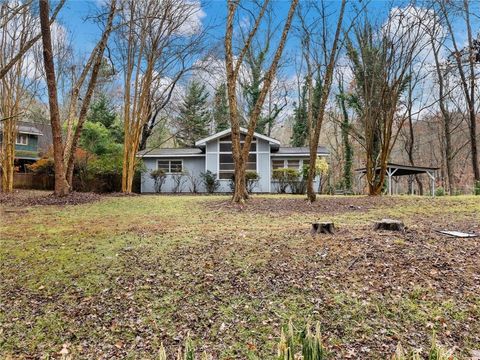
<box><xmin>291</xmin><ymin>84</ymin><xmax>308</xmax><ymax>146</ymax></box>
<box><xmin>213</xmin><ymin>83</ymin><xmax>229</xmax><ymax>132</ymax></box>
<box><xmin>176</xmin><ymin>80</ymin><xmax>211</xmax><ymax>146</ymax></box>
<box><xmin>88</xmin><ymin>94</ymin><xmax>116</xmax><ymax>129</ymax></box>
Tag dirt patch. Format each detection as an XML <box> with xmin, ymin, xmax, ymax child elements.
<box><xmin>0</xmin><ymin>190</ymin><xmax>104</xmax><ymax>207</ymax></box>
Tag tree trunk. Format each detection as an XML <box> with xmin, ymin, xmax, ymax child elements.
<box><xmin>1</xmin><ymin>118</ymin><xmax>15</xmax><ymax>193</ymax></box>
<box><xmin>39</xmin><ymin>0</ymin><xmax>69</xmax><ymax>196</ymax></box>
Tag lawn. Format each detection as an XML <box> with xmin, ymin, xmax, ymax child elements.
<box><xmin>0</xmin><ymin>193</ymin><xmax>479</xmax><ymax>359</ymax></box>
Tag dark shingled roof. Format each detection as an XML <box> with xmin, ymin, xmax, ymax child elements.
<box><xmin>274</xmin><ymin>146</ymin><xmax>329</xmax><ymax>155</ymax></box>
<box><xmin>137</xmin><ymin>148</ymin><xmax>204</xmax><ymax>157</ymax></box>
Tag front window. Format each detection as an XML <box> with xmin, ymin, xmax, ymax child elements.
<box><xmin>16</xmin><ymin>134</ymin><xmax>28</xmax><ymax>145</ymax></box>
<box><xmin>272</xmin><ymin>159</ymin><xmax>301</xmax><ymax>170</ymax></box>
<box><xmin>218</xmin><ymin>135</ymin><xmax>257</xmax><ymax>179</ymax></box>
<box><xmin>157</xmin><ymin>160</ymin><xmax>183</xmax><ymax>173</ymax></box>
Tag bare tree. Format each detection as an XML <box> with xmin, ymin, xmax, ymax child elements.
<box><xmin>39</xmin><ymin>0</ymin><xmax>117</xmax><ymax>196</ymax></box>
<box><xmin>297</xmin><ymin>0</ymin><xmax>347</xmax><ymax>202</ymax></box>
<box><xmin>438</xmin><ymin>0</ymin><xmax>479</xmax><ymax>183</ymax></box>
<box><xmin>117</xmin><ymin>0</ymin><xmax>207</xmax><ymax>193</ymax></box>
<box><xmin>0</xmin><ymin>1</ymin><xmax>41</xmax><ymax>192</ymax></box>
<box><xmin>346</xmin><ymin>7</ymin><xmax>429</xmax><ymax>195</ymax></box>
<box><xmin>0</xmin><ymin>0</ymin><xmax>64</xmax><ymax>80</ymax></box>
<box><xmin>225</xmin><ymin>0</ymin><xmax>299</xmax><ymax>203</ymax></box>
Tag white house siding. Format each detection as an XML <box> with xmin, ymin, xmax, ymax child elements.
<box><xmin>141</xmin><ymin>157</ymin><xmax>206</xmax><ymax>193</ymax></box>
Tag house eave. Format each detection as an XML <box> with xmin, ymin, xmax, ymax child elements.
<box><xmin>194</xmin><ymin>127</ymin><xmax>281</xmax><ymax>146</ymax></box>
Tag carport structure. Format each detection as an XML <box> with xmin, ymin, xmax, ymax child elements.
<box><xmin>356</xmin><ymin>163</ymin><xmax>439</xmax><ymax>196</ymax></box>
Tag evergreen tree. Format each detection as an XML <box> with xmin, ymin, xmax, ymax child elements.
<box><xmin>176</xmin><ymin>80</ymin><xmax>211</xmax><ymax>146</ymax></box>
<box><xmin>290</xmin><ymin>74</ymin><xmax>323</xmax><ymax>147</ymax></box>
<box><xmin>88</xmin><ymin>94</ymin><xmax>116</xmax><ymax>129</ymax></box>
<box><xmin>290</xmin><ymin>84</ymin><xmax>308</xmax><ymax>147</ymax></box>
<box><xmin>213</xmin><ymin>83</ymin><xmax>230</xmax><ymax>132</ymax></box>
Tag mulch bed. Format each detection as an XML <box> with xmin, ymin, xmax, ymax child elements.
<box><xmin>0</xmin><ymin>190</ymin><xmax>142</xmax><ymax>208</ymax></box>
<box><xmin>206</xmin><ymin>195</ymin><xmax>406</xmax><ymax>214</ymax></box>
<box><xmin>0</xmin><ymin>190</ymin><xmax>103</xmax><ymax>207</ymax></box>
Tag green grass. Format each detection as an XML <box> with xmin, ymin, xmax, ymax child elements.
<box><xmin>0</xmin><ymin>194</ymin><xmax>479</xmax><ymax>358</ymax></box>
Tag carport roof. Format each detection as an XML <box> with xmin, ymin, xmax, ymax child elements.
<box><xmin>355</xmin><ymin>163</ymin><xmax>438</xmax><ymax>176</ymax></box>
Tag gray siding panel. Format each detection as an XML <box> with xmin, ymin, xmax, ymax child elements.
<box><xmin>141</xmin><ymin>157</ymin><xmax>206</xmax><ymax>193</ymax></box>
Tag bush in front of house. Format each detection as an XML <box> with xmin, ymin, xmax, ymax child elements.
<box><xmin>272</xmin><ymin>168</ymin><xmax>299</xmax><ymax>193</ymax></box>
<box><xmin>229</xmin><ymin>171</ymin><xmax>260</xmax><ymax>193</ymax></box>
<box><xmin>150</xmin><ymin>169</ymin><xmax>166</xmax><ymax>193</ymax></box>
<box><xmin>200</xmin><ymin>170</ymin><xmax>220</xmax><ymax>193</ymax></box>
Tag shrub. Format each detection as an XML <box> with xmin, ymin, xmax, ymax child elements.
<box><xmin>435</xmin><ymin>186</ymin><xmax>445</xmax><ymax>197</ymax></box>
<box><xmin>229</xmin><ymin>171</ymin><xmax>260</xmax><ymax>193</ymax></box>
<box><xmin>149</xmin><ymin>169</ymin><xmax>166</xmax><ymax>193</ymax></box>
<box><xmin>28</xmin><ymin>157</ymin><xmax>55</xmax><ymax>175</ymax></box>
<box><xmin>272</xmin><ymin>168</ymin><xmax>299</xmax><ymax>193</ymax></box>
<box><xmin>200</xmin><ymin>170</ymin><xmax>220</xmax><ymax>193</ymax></box>
<box><xmin>474</xmin><ymin>180</ymin><xmax>480</xmax><ymax>195</ymax></box>
<box><xmin>171</xmin><ymin>172</ymin><xmax>186</xmax><ymax>193</ymax></box>
<box><xmin>185</xmin><ymin>171</ymin><xmax>202</xmax><ymax>193</ymax></box>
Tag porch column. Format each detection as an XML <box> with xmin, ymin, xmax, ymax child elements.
<box><xmin>426</xmin><ymin>170</ymin><xmax>436</xmax><ymax>197</ymax></box>
<box><xmin>386</xmin><ymin>167</ymin><xmax>398</xmax><ymax>196</ymax></box>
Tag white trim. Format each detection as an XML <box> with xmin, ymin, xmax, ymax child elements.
<box><xmin>17</xmin><ymin>131</ymin><xmax>42</xmax><ymax>136</ymax></box>
<box><xmin>157</xmin><ymin>159</ymin><xmax>184</xmax><ymax>174</ymax></box>
<box><xmin>195</xmin><ymin>127</ymin><xmax>280</xmax><ymax>146</ymax></box>
<box><xmin>138</xmin><ymin>154</ymin><xmax>204</xmax><ymax>158</ymax></box>
<box><xmin>271</xmin><ymin>153</ymin><xmax>328</xmax><ymax>157</ymax></box>
<box><xmin>15</xmin><ymin>133</ymin><xmax>29</xmax><ymax>145</ymax></box>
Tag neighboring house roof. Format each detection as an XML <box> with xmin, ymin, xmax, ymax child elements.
<box><xmin>271</xmin><ymin>146</ymin><xmax>330</xmax><ymax>156</ymax></box>
<box><xmin>195</xmin><ymin>127</ymin><xmax>281</xmax><ymax>146</ymax></box>
<box><xmin>137</xmin><ymin>147</ymin><xmax>205</xmax><ymax>158</ymax></box>
<box><xmin>0</xmin><ymin>122</ymin><xmax>43</xmax><ymax>136</ymax></box>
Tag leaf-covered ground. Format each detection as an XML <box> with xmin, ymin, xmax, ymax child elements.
<box><xmin>1</xmin><ymin>193</ymin><xmax>479</xmax><ymax>359</ymax></box>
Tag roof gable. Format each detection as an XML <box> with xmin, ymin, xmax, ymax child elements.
<box><xmin>195</xmin><ymin>127</ymin><xmax>280</xmax><ymax>146</ymax></box>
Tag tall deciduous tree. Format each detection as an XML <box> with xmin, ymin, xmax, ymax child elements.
<box><xmin>175</xmin><ymin>80</ymin><xmax>210</xmax><ymax>147</ymax></box>
<box><xmin>225</xmin><ymin>0</ymin><xmax>299</xmax><ymax>203</ymax></box>
<box><xmin>439</xmin><ymin>0</ymin><xmax>479</xmax><ymax>184</ymax></box>
<box><xmin>118</xmin><ymin>0</ymin><xmax>207</xmax><ymax>192</ymax></box>
<box><xmin>298</xmin><ymin>0</ymin><xmax>347</xmax><ymax>202</ymax></box>
<box><xmin>0</xmin><ymin>1</ymin><xmax>40</xmax><ymax>192</ymax></box>
<box><xmin>346</xmin><ymin>8</ymin><xmax>427</xmax><ymax>195</ymax></box>
<box><xmin>39</xmin><ymin>0</ymin><xmax>117</xmax><ymax>196</ymax></box>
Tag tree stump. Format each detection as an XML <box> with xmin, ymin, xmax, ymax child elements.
<box><xmin>374</xmin><ymin>219</ymin><xmax>405</xmax><ymax>231</ymax></box>
<box><xmin>311</xmin><ymin>222</ymin><xmax>335</xmax><ymax>235</ymax></box>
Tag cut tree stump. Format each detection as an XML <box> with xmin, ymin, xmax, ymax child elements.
<box><xmin>311</xmin><ymin>222</ymin><xmax>335</xmax><ymax>235</ymax></box>
<box><xmin>374</xmin><ymin>219</ymin><xmax>405</xmax><ymax>231</ymax></box>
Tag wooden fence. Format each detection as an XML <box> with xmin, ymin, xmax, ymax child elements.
<box><xmin>13</xmin><ymin>173</ymin><xmax>54</xmax><ymax>190</ymax></box>
<box><xmin>9</xmin><ymin>172</ymin><xmax>141</xmax><ymax>193</ymax></box>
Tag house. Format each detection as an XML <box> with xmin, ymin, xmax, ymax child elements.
<box><xmin>0</xmin><ymin>121</ymin><xmax>52</xmax><ymax>171</ymax></box>
<box><xmin>137</xmin><ymin>128</ymin><xmax>329</xmax><ymax>193</ymax></box>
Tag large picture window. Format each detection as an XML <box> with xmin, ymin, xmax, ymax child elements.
<box><xmin>157</xmin><ymin>160</ymin><xmax>183</xmax><ymax>173</ymax></box>
<box><xmin>218</xmin><ymin>135</ymin><xmax>257</xmax><ymax>179</ymax></box>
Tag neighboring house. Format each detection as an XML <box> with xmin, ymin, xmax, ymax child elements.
<box><xmin>137</xmin><ymin>127</ymin><xmax>329</xmax><ymax>193</ymax></box>
<box><xmin>0</xmin><ymin>121</ymin><xmax>52</xmax><ymax>171</ymax></box>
